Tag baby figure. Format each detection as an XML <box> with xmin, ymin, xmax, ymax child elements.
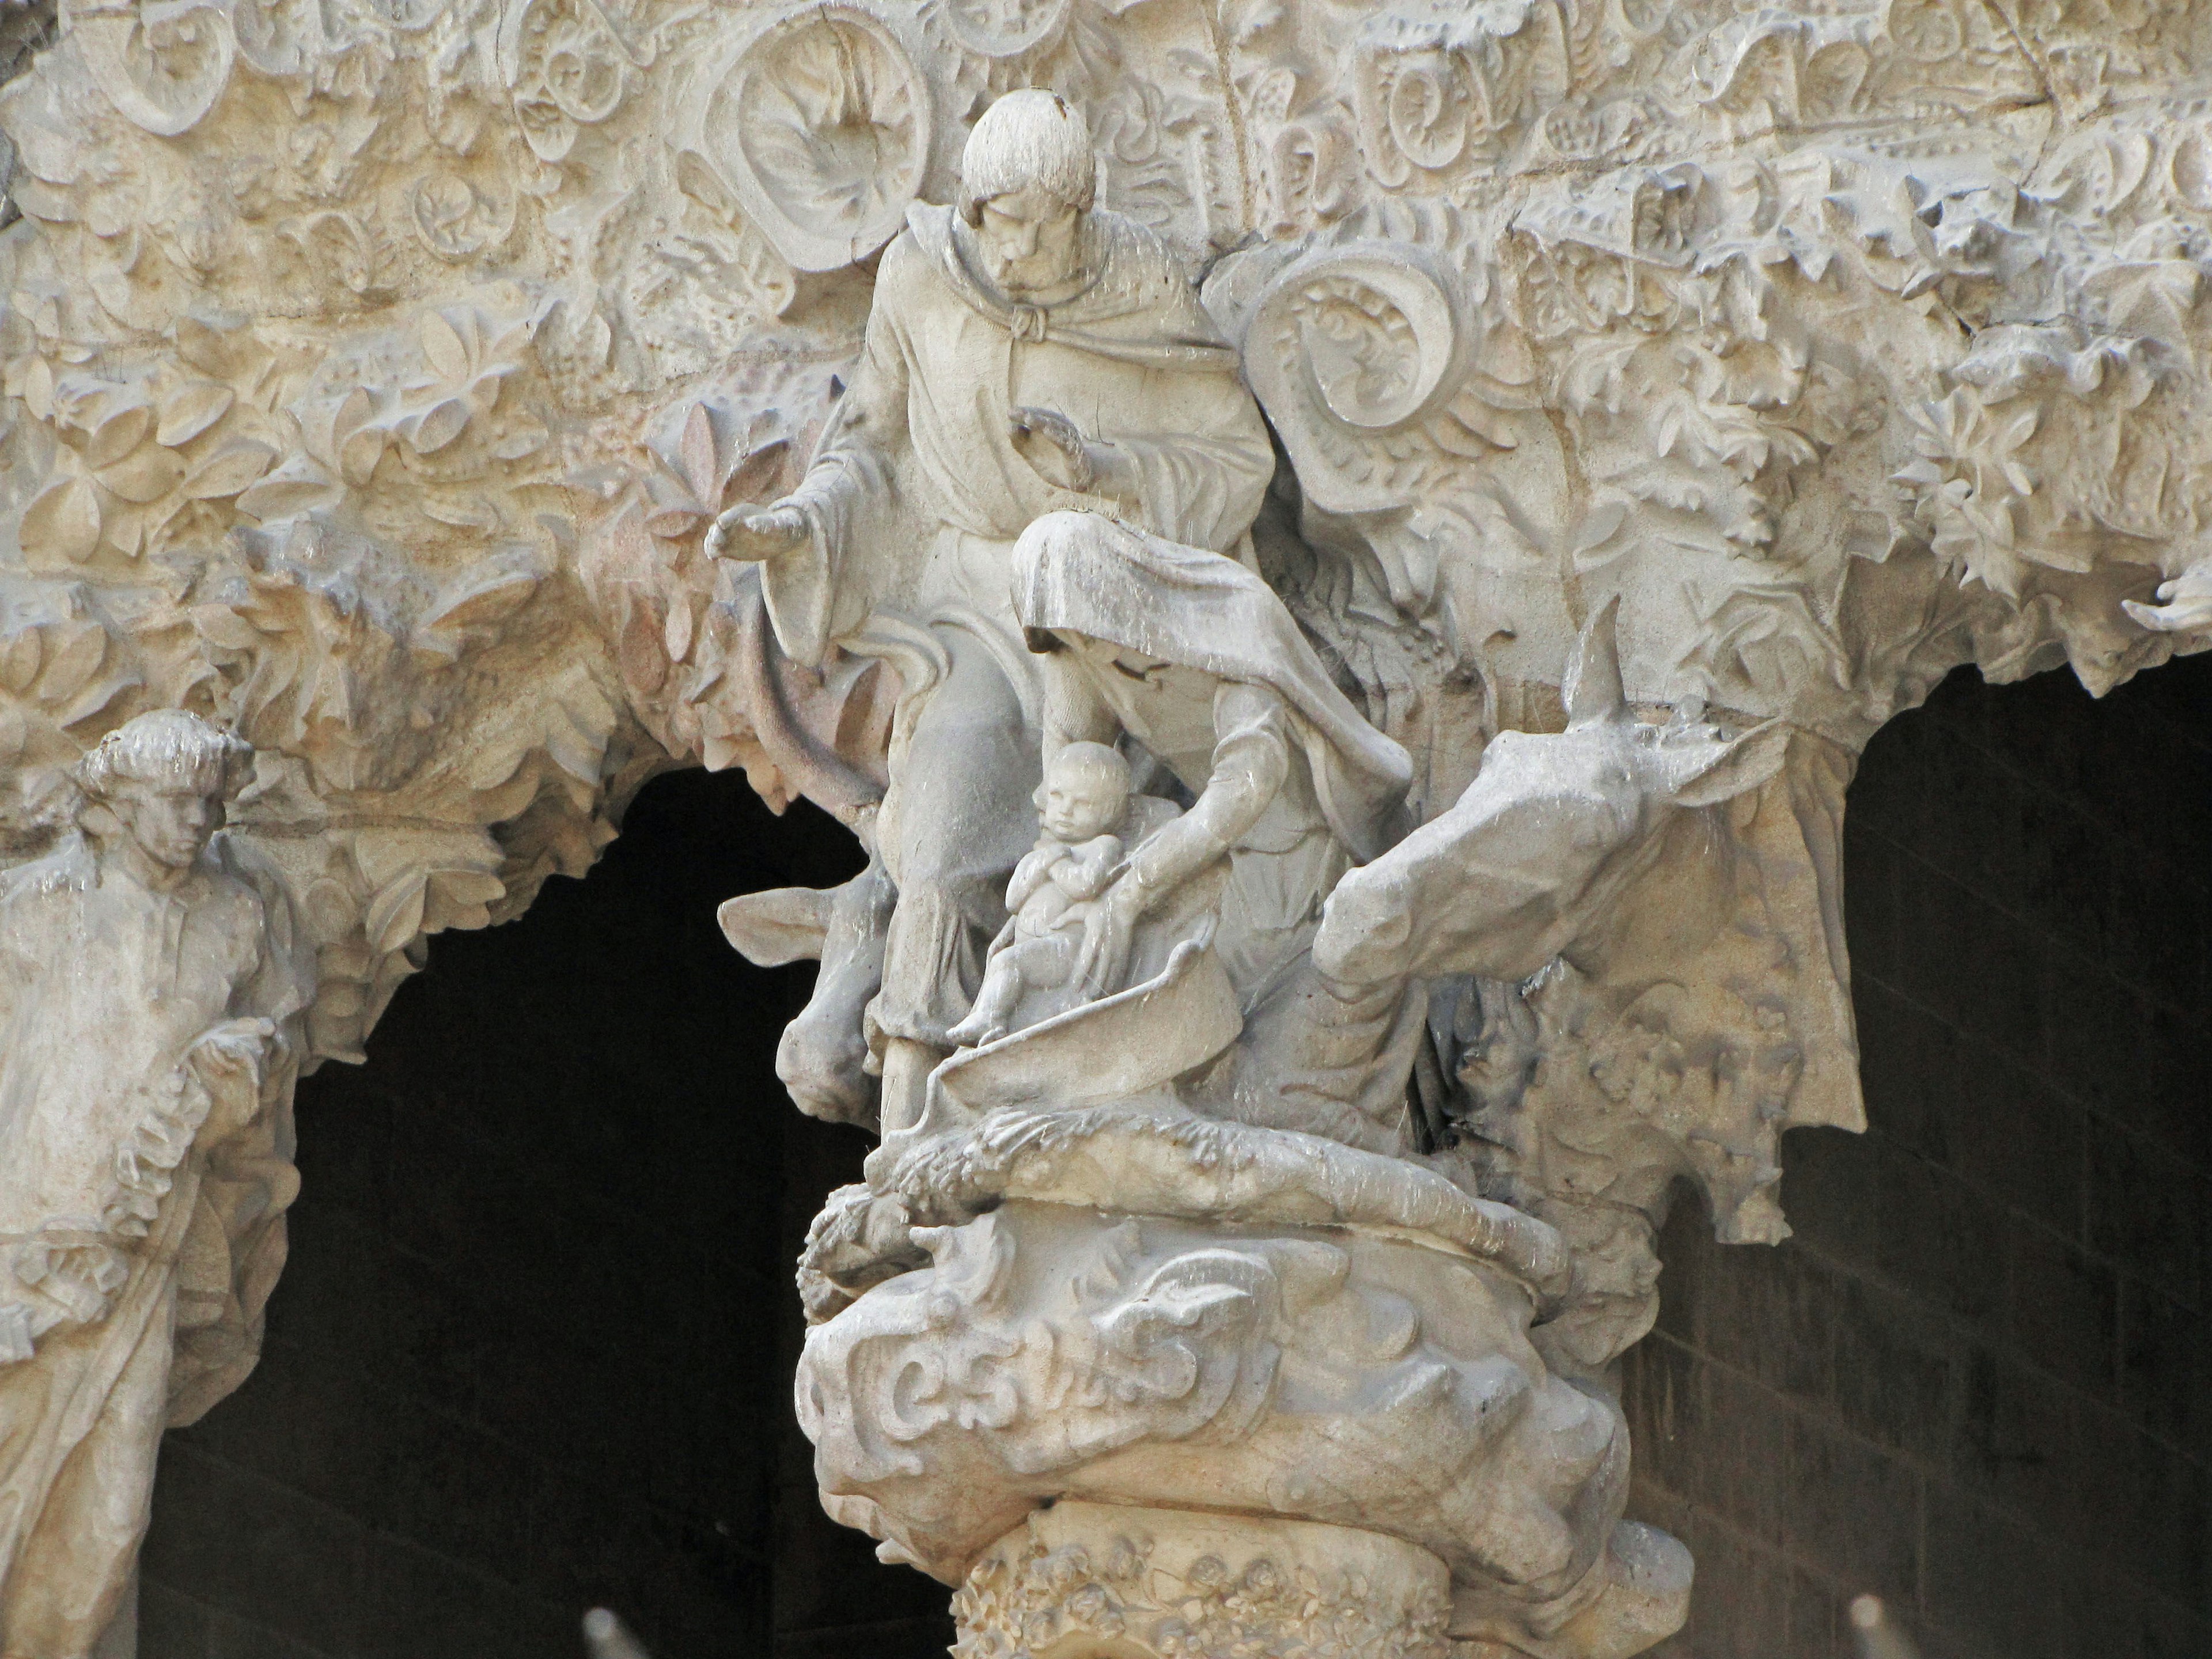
<box><xmin>948</xmin><ymin>741</ymin><xmax>1131</xmax><ymax>1048</ymax></box>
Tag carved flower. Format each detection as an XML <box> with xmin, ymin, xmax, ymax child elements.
<box><xmin>505</xmin><ymin>0</ymin><xmax>633</xmax><ymax>162</ymax></box>
<box><xmin>12</xmin><ymin>366</ymin><xmax>276</xmax><ymax>568</ymax></box>
<box><xmin>1894</xmin><ymin>388</ymin><xmax>2055</xmax><ymax>598</ymax></box>
<box><xmin>704</xmin><ymin>5</ymin><xmax>931</xmax><ymax>273</ymax></box>
<box><xmin>1064</xmin><ymin>1584</ymin><xmax>1121</xmax><ymax>1632</ymax></box>
<box><xmin>1884</xmin><ymin>0</ymin><xmax>1964</xmax><ymax>62</ymax></box>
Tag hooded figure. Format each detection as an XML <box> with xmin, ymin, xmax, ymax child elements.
<box><xmin>1012</xmin><ymin>511</ymin><xmax>1427</xmax><ymax>1152</ymax></box>
<box><xmin>708</xmin><ymin>90</ymin><xmax>1274</xmax><ymax>1134</ymax></box>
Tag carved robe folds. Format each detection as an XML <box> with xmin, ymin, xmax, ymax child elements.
<box><xmin>0</xmin><ymin>837</ymin><xmax>309</xmax><ymax>1659</ymax></box>
<box><xmin>760</xmin><ymin>204</ymin><xmax>1273</xmax><ymax>1055</ymax></box>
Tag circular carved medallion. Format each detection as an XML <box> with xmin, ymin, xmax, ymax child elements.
<box><xmin>1241</xmin><ymin>245</ymin><xmax>1460</xmax><ymax>513</ymax></box>
<box><xmin>940</xmin><ymin>0</ymin><xmax>1069</xmax><ymax>60</ymax></box>
<box><xmin>76</xmin><ymin>0</ymin><xmax>237</xmax><ymax>137</ymax></box>
<box><xmin>704</xmin><ymin>4</ymin><xmax>933</xmax><ymax>273</ymax></box>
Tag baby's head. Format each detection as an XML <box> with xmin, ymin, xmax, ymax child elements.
<box><xmin>1040</xmin><ymin>741</ymin><xmax>1129</xmax><ymax>841</ymax></box>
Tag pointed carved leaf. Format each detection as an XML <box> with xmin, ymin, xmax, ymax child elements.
<box><xmin>677</xmin><ymin>403</ymin><xmax>717</xmax><ymax>503</ymax></box>
<box><xmin>340</xmin><ymin>427</ymin><xmax>387</xmax><ymax>487</ymax></box>
<box><xmin>174</xmin><ymin>316</ymin><xmax>233</xmax><ymax>380</ymax></box>
<box><xmin>41</xmin><ymin>623</ymin><xmax>107</xmax><ymax>699</ymax></box>
<box><xmin>105</xmin><ymin>508</ymin><xmax>145</xmax><ymax>559</ymax></box>
<box><xmin>722</xmin><ymin>438</ymin><xmax>789</xmax><ymax>507</ymax></box>
<box><xmin>156</xmin><ymin>381</ymin><xmax>235</xmax><ymax>447</ymax></box>
<box><xmin>20</xmin><ymin>475</ymin><xmax>104</xmax><ymax>563</ymax></box>
<box><xmin>332</xmin><ymin>385</ymin><xmax>381</xmax><ymax>441</ymax></box>
<box><xmin>665</xmin><ymin>596</ymin><xmax>695</xmax><ymax>665</ymax></box>
<box><xmin>0</xmin><ymin>628</ymin><xmax>41</xmax><ymax>694</ymax></box>
<box><xmin>421</xmin><ymin>310</ymin><xmax>471</xmax><ymax>383</ymax></box>
<box><xmin>183</xmin><ymin>439</ymin><xmax>278</xmax><ymax>499</ymax></box>
<box><xmin>236</xmin><ymin>459</ymin><xmax>342</xmax><ymax>521</ymax></box>
<box><xmin>486</xmin><ymin>320</ymin><xmax>533</xmax><ymax>369</ymax></box>
<box><xmin>97</xmin><ymin>445</ymin><xmax>187</xmax><ymax>503</ymax></box>
<box><xmin>84</xmin><ymin>401</ymin><xmax>153</xmax><ymax>468</ymax></box>
<box><xmin>489</xmin><ymin>426</ymin><xmax>545</xmax><ymax>461</ymax></box>
<box><xmin>425</xmin><ymin>559</ymin><xmax>544</xmax><ymax>635</ymax></box>
<box><xmin>407</xmin><ymin>397</ymin><xmax>471</xmax><ymax>454</ymax></box>
<box><xmin>421</xmin><ymin>493</ymin><xmax>498</xmax><ymax>529</ymax></box>
<box><xmin>18</xmin><ymin>357</ymin><xmax>53</xmax><ymax>423</ymax></box>
<box><xmin>366</xmin><ymin>872</ymin><xmax>430</xmax><ymax>955</ymax></box>
<box><xmin>56</xmin><ymin>665</ymin><xmax>138</xmax><ymax>729</ymax></box>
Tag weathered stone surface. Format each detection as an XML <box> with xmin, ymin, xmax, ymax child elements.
<box><xmin>0</xmin><ymin>0</ymin><xmax>2206</xmax><ymax>1649</ymax></box>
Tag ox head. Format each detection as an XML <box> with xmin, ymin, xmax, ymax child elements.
<box><xmin>1313</xmin><ymin>600</ymin><xmax>1790</xmax><ymax>993</ymax></box>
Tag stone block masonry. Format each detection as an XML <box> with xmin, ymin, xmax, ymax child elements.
<box><xmin>1626</xmin><ymin>656</ymin><xmax>2212</xmax><ymax>1659</ymax></box>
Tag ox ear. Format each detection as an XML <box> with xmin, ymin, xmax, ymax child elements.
<box><xmin>1662</xmin><ymin>719</ymin><xmax>1791</xmax><ymax>809</ymax></box>
<box><xmin>1564</xmin><ymin>596</ymin><xmax>1628</xmax><ymax>728</ymax></box>
<box><xmin>718</xmin><ymin>886</ymin><xmax>833</xmax><ymax>966</ymax></box>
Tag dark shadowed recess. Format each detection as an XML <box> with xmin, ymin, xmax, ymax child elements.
<box><xmin>135</xmin><ymin>652</ymin><xmax>2210</xmax><ymax>1659</ymax></box>
<box><xmin>136</xmin><ymin>767</ymin><xmax>952</xmax><ymax>1659</ymax></box>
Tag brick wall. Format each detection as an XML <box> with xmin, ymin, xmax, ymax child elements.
<box><xmin>1624</xmin><ymin>654</ymin><xmax>2212</xmax><ymax>1658</ymax></box>
<box><xmin>134</xmin><ymin>652</ymin><xmax>2209</xmax><ymax>1658</ymax></box>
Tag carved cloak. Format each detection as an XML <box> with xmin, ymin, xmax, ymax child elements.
<box><xmin>764</xmin><ymin>204</ymin><xmax>1275</xmax><ymax>669</ymax></box>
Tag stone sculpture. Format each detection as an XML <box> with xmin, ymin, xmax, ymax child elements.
<box><xmin>946</xmin><ymin>740</ymin><xmax>1145</xmax><ymax>1048</ymax></box>
<box><xmin>0</xmin><ymin>711</ymin><xmax>309</xmax><ymax>1658</ymax></box>
<box><xmin>707</xmin><ymin>88</ymin><xmax>1274</xmax><ymax>1136</ymax></box>
<box><xmin>0</xmin><ymin>0</ymin><xmax>2207</xmax><ymax>1649</ymax></box>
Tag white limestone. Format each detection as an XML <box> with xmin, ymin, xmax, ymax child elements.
<box><xmin>0</xmin><ymin>712</ymin><xmax>309</xmax><ymax>1657</ymax></box>
<box><xmin>0</xmin><ymin>0</ymin><xmax>2206</xmax><ymax>1650</ymax></box>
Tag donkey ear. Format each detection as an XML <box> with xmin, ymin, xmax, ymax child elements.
<box><xmin>1664</xmin><ymin>719</ymin><xmax>1791</xmax><ymax>809</ymax></box>
<box><xmin>718</xmin><ymin>886</ymin><xmax>834</xmax><ymax>966</ymax></box>
<box><xmin>1564</xmin><ymin>596</ymin><xmax>1628</xmax><ymax>728</ymax></box>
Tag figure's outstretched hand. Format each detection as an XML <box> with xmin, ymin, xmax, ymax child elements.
<box><xmin>188</xmin><ymin>1017</ymin><xmax>276</xmax><ymax>1135</ymax></box>
<box><xmin>2124</xmin><ymin>560</ymin><xmax>2212</xmax><ymax>635</ymax></box>
<box><xmin>706</xmin><ymin>503</ymin><xmax>809</xmax><ymax>563</ymax></box>
<box><xmin>1009</xmin><ymin>406</ymin><xmax>1097</xmax><ymax>493</ymax></box>
<box><xmin>189</xmin><ymin>1017</ymin><xmax>271</xmax><ymax>1082</ymax></box>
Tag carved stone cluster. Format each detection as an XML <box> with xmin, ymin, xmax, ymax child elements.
<box><xmin>0</xmin><ymin>0</ymin><xmax>2204</xmax><ymax>1653</ymax></box>
<box><xmin>0</xmin><ymin>0</ymin><xmax>2201</xmax><ymax>1084</ymax></box>
<box><xmin>950</xmin><ymin>1502</ymin><xmax>1455</xmax><ymax>1659</ymax></box>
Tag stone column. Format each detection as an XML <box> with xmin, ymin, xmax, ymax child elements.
<box><xmin>952</xmin><ymin>1503</ymin><xmax>1452</xmax><ymax>1659</ymax></box>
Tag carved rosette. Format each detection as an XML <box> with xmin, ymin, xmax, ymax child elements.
<box><xmin>951</xmin><ymin>1502</ymin><xmax>1453</xmax><ymax>1659</ymax></box>
<box><xmin>74</xmin><ymin>0</ymin><xmax>237</xmax><ymax>138</ymax></box>
<box><xmin>696</xmin><ymin>3</ymin><xmax>934</xmax><ymax>273</ymax></box>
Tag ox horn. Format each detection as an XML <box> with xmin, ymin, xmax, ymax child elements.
<box><xmin>1564</xmin><ymin>594</ymin><xmax>1628</xmax><ymax>728</ymax></box>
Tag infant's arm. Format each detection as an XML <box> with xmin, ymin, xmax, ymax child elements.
<box><xmin>1005</xmin><ymin>841</ymin><xmax>1069</xmax><ymax>912</ymax></box>
<box><xmin>1053</xmin><ymin>834</ymin><xmax>1124</xmax><ymax>901</ymax></box>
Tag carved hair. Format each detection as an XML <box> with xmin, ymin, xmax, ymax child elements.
<box><xmin>959</xmin><ymin>89</ymin><xmax>1095</xmax><ymax>224</ymax></box>
<box><xmin>1047</xmin><ymin>740</ymin><xmax>1129</xmax><ymax>797</ymax></box>
<box><xmin>75</xmin><ymin>709</ymin><xmax>253</xmax><ymax>802</ymax></box>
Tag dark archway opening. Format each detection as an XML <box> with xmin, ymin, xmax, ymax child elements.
<box><xmin>131</xmin><ymin>653</ymin><xmax>2211</xmax><ymax>1659</ymax></box>
<box><xmin>134</xmin><ymin>774</ymin><xmax>952</xmax><ymax>1659</ymax></box>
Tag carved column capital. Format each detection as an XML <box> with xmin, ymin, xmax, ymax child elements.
<box><xmin>953</xmin><ymin>1503</ymin><xmax>1453</xmax><ymax>1659</ymax></box>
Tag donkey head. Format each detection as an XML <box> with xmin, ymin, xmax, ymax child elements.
<box><xmin>1313</xmin><ymin>600</ymin><xmax>1790</xmax><ymax>993</ymax></box>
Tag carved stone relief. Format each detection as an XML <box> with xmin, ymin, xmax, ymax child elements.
<box><xmin>0</xmin><ymin>0</ymin><xmax>2205</xmax><ymax>1650</ymax></box>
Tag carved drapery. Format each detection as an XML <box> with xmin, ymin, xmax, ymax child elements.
<box><xmin>0</xmin><ymin>0</ymin><xmax>2205</xmax><ymax>1652</ymax></box>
